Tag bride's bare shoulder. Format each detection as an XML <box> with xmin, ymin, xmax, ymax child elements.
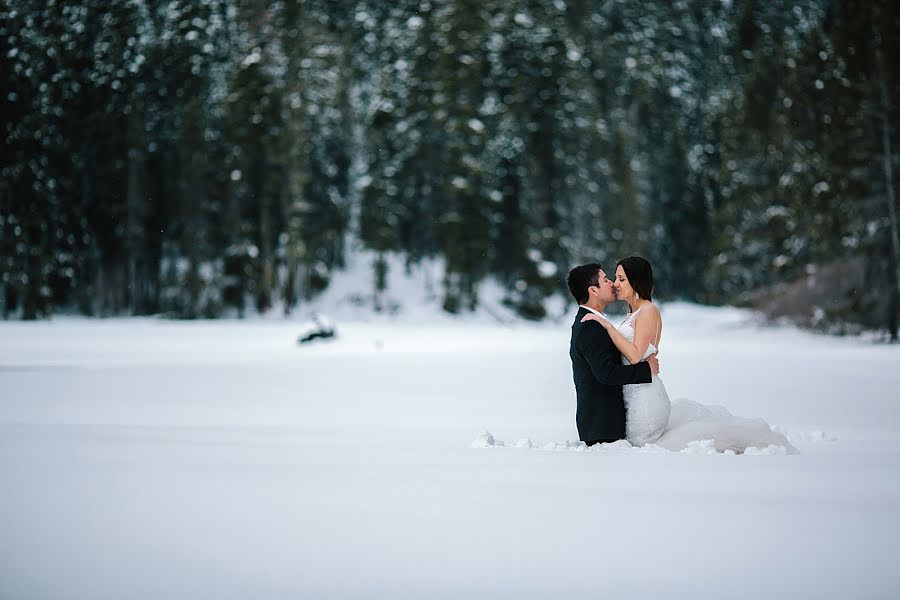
<box><xmin>636</xmin><ymin>302</ymin><xmax>662</xmax><ymax>325</ymax></box>
<box><xmin>639</xmin><ymin>301</ymin><xmax>661</xmax><ymax>316</ymax></box>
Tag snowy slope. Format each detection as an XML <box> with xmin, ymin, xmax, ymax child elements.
<box><xmin>273</xmin><ymin>249</ymin><xmax>569</xmax><ymax>324</ymax></box>
<box><xmin>1</xmin><ymin>304</ymin><xmax>899</xmax><ymax>599</ymax></box>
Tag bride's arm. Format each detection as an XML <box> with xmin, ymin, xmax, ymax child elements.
<box><xmin>581</xmin><ymin>307</ymin><xmax>656</xmax><ymax>365</ymax></box>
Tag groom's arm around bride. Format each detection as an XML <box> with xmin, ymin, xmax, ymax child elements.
<box><xmin>571</xmin><ymin>308</ymin><xmax>656</xmax><ymax>445</ymax></box>
<box><xmin>577</xmin><ymin>315</ymin><xmax>657</xmax><ymax>387</ymax></box>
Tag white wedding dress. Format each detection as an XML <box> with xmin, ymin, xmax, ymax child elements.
<box><xmin>618</xmin><ymin>307</ymin><xmax>670</xmax><ymax>446</ymax></box>
<box><xmin>618</xmin><ymin>307</ymin><xmax>797</xmax><ymax>454</ymax></box>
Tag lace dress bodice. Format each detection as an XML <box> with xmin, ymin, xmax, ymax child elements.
<box><xmin>617</xmin><ymin>309</ymin><xmax>658</xmax><ymax>363</ymax></box>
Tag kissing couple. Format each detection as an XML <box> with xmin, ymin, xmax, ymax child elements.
<box><xmin>567</xmin><ymin>257</ymin><xmax>797</xmax><ymax>454</ymax></box>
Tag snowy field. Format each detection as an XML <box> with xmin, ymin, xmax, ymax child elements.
<box><xmin>1</xmin><ymin>304</ymin><xmax>899</xmax><ymax>599</ymax></box>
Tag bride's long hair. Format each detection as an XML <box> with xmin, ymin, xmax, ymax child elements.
<box><xmin>616</xmin><ymin>256</ymin><xmax>653</xmax><ymax>310</ymax></box>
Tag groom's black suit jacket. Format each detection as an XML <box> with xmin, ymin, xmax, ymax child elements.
<box><xmin>570</xmin><ymin>307</ymin><xmax>653</xmax><ymax>443</ymax></box>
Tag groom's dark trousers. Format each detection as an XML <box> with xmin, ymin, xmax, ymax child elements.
<box><xmin>570</xmin><ymin>307</ymin><xmax>653</xmax><ymax>444</ymax></box>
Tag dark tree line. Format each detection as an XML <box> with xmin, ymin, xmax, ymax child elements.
<box><xmin>1</xmin><ymin>0</ymin><xmax>898</xmax><ymax>336</ymax></box>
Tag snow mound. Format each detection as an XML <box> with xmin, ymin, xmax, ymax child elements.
<box><xmin>681</xmin><ymin>439</ymin><xmax>718</xmax><ymax>455</ymax></box>
<box><xmin>743</xmin><ymin>445</ymin><xmax>791</xmax><ymax>455</ymax></box>
<box><xmin>472</xmin><ymin>429</ymin><xmax>508</xmax><ymax>448</ymax></box>
<box><xmin>590</xmin><ymin>439</ymin><xmax>633</xmax><ymax>452</ymax></box>
<box><xmin>541</xmin><ymin>440</ymin><xmax>585</xmax><ymax>451</ymax></box>
<box><xmin>470</xmin><ymin>429</ymin><xmax>497</xmax><ymax>448</ymax></box>
<box><xmin>773</xmin><ymin>426</ymin><xmax>838</xmax><ymax>444</ymax></box>
<box><xmin>473</xmin><ymin>432</ymin><xmax>796</xmax><ymax>456</ymax></box>
<box><xmin>678</xmin><ymin>440</ymin><xmax>790</xmax><ymax>455</ymax></box>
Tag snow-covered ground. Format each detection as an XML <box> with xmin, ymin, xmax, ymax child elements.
<box><xmin>1</xmin><ymin>303</ymin><xmax>899</xmax><ymax>599</ymax></box>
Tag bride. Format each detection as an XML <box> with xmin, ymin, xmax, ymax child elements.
<box><xmin>581</xmin><ymin>256</ymin><xmax>796</xmax><ymax>454</ymax></box>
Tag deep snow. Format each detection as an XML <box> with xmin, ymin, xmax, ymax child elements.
<box><xmin>1</xmin><ymin>301</ymin><xmax>899</xmax><ymax>599</ymax></box>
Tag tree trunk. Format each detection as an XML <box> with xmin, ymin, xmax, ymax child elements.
<box><xmin>126</xmin><ymin>109</ymin><xmax>146</xmax><ymax>314</ymax></box>
<box><xmin>874</xmin><ymin>22</ymin><xmax>900</xmax><ymax>341</ymax></box>
<box><xmin>256</xmin><ymin>146</ymin><xmax>273</xmax><ymax>313</ymax></box>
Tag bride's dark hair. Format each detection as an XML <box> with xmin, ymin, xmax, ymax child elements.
<box><xmin>616</xmin><ymin>256</ymin><xmax>653</xmax><ymax>304</ymax></box>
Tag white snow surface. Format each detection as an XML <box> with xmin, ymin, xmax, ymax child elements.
<box><xmin>2</xmin><ymin>302</ymin><xmax>900</xmax><ymax>599</ymax></box>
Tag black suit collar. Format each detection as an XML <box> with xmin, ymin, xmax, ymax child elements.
<box><xmin>573</xmin><ymin>306</ymin><xmax>590</xmax><ymax>326</ymax></box>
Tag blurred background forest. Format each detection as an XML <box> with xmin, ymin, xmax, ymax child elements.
<box><xmin>1</xmin><ymin>0</ymin><xmax>898</xmax><ymax>337</ymax></box>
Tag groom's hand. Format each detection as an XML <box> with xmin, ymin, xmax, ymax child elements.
<box><xmin>648</xmin><ymin>354</ymin><xmax>660</xmax><ymax>376</ymax></box>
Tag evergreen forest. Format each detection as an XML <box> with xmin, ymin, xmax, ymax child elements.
<box><xmin>2</xmin><ymin>0</ymin><xmax>898</xmax><ymax>337</ymax></box>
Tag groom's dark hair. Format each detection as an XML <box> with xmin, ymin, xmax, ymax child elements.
<box><xmin>567</xmin><ymin>263</ymin><xmax>602</xmax><ymax>304</ymax></box>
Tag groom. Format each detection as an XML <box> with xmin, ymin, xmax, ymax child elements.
<box><xmin>567</xmin><ymin>263</ymin><xmax>658</xmax><ymax>446</ymax></box>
